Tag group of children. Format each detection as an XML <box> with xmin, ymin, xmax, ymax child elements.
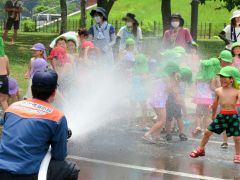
<box><xmin>1</xmin><ymin>27</ymin><xmax>240</xmax><ymax>163</ymax></box>
<box><xmin>118</xmin><ymin>37</ymin><xmax>240</xmax><ymax>163</ymax></box>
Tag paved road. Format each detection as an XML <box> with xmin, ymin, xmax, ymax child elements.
<box><xmin>67</xmin><ymin>116</ymin><xmax>240</xmax><ymax>180</ymax></box>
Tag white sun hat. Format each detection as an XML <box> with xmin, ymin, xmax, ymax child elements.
<box><xmin>231</xmin><ymin>10</ymin><xmax>240</xmax><ymax>20</ymax></box>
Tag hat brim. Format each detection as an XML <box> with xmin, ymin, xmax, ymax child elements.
<box><xmin>30</xmin><ymin>47</ymin><xmax>42</xmax><ymax>51</ymax></box>
<box><xmin>90</xmin><ymin>9</ymin><xmax>97</xmax><ymax>17</ymax></box>
<box><xmin>218</xmin><ymin>72</ymin><xmax>231</xmax><ymax>77</ymax></box>
<box><xmin>231</xmin><ymin>14</ymin><xmax>240</xmax><ymax>20</ymax></box>
<box><xmin>90</xmin><ymin>9</ymin><xmax>107</xmax><ymax>18</ymax></box>
<box><xmin>219</xmin><ymin>57</ymin><xmax>232</xmax><ymax>63</ymax></box>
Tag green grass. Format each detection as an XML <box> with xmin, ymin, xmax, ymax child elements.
<box><xmin>66</xmin><ymin>0</ymin><xmax>235</xmax><ymax>36</ymax></box>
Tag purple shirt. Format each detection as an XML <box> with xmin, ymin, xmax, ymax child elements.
<box><xmin>163</xmin><ymin>27</ymin><xmax>193</xmax><ymax>49</ymax></box>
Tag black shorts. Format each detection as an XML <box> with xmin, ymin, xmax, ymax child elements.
<box><xmin>208</xmin><ymin>111</ymin><xmax>240</xmax><ymax>137</ymax></box>
<box><xmin>5</xmin><ymin>18</ymin><xmax>20</xmax><ymax>30</ymax></box>
<box><xmin>0</xmin><ymin>75</ymin><xmax>9</xmax><ymax>95</ymax></box>
<box><xmin>166</xmin><ymin>95</ymin><xmax>182</xmax><ymax>121</ymax></box>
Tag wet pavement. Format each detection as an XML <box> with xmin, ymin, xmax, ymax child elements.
<box><xmin>67</xmin><ymin>116</ymin><xmax>240</xmax><ymax>180</ymax></box>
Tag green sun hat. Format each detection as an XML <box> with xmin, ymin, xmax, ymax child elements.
<box><xmin>0</xmin><ymin>37</ymin><xmax>5</xmax><ymax>57</ymax></box>
<box><xmin>209</xmin><ymin>57</ymin><xmax>221</xmax><ymax>74</ymax></box>
<box><xmin>219</xmin><ymin>50</ymin><xmax>233</xmax><ymax>63</ymax></box>
<box><xmin>219</xmin><ymin>66</ymin><xmax>240</xmax><ymax>89</ymax></box>
<box><xmin>196</xmin><ymin>59</ymin><xmax>219</xmax><ymax>81</ymax></box>
<box><xmin>179</xmin><ymin>66</ymin><xmax>193</xmax><ymax>84</ymax></box>
<box><xmin>126</xmin><ymin>38</ymin><xmax>135</xmax><ymax>45</ymax></box>
<box><xmin>133</xmin><ymin>54</ymin><xmax>149</xmax><ymax>74</ymax></box>
<box><xmin>164</xmin><ymin>61</ymin><xmax>180</xmax><ymax>75</ymax></box>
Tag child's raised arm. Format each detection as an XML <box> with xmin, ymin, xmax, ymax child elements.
<box><xmin>212</xmin><ymin>90</ymin><xmax>219</xmax><ymax>120</ymax></box>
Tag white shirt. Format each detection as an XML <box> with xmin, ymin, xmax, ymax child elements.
<box><xmin>223</xmin><ymin>25</ymin><xmax>240</xmax><ymax>43</ymax></box>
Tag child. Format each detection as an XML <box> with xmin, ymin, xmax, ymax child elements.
<box><xmin>67</xmin><ymin>37</ymin><xmax>78</xmax><ymax>55</ymax></box>
<box><xmin>119</xmin><ymin>38</ymin><xmax>137</xmax><ymax>70</ymax></box>
<box><xmin>143</xmin><ymin>68</ymin><xmax>168</xmax><ymax>143</ymax></box>
<box><xmin>165</xmin><ymin>62</ymin><xmax>189</xmax><ymax>141</ymax></box>
<box><xmin>129</xmin><ymin>54</ymin><xmax>149</xmax><ymax>127</ymax></box>
<box><xmin>78</xmin><ymin>28</ymin><xmax>98</xmax><ymax>64</ymax></box>
<box><xmin>192</xmin><ymin>59</ymin><xmax>221</xmax><ymax>137</ymax></box>
<box><xmin>24</xmin><ymin>43</ymin><xmax>47</xmax><ymax>98</ymax></box>
<box><xmin>219</xmin><ymin>50</ymin><xmax>233</xmax><ymax>67</ymax></box>
<box><xmin>48</xmin><ymin>47</ymin><xmax>70</xmax><ymax>74</ymax></box>
<box><xmin>55</xmin><ymin>36</ymin><xmax>67</xmax><ymax>50</ymax></box>
<box><xmin>231</xmin><ymin>42</ymin><xmax>240</xmax><ymax>70</ymax></box>
<box><xmin>8</xmin><ymin>77</ymin><xmax>20</xmax><ymax>104</ymax></box>
<box><xmin>190</xmin><ymin>66</ymin><xmax>240</xmax><ymax>163</ymax></box>
<box><xmin>0</xmin><ymin>37</ymin><xmax>10</xmax><ymax>111</ymax></box>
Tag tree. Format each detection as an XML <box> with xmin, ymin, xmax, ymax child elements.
<box><xmin>200</xmin><ymin>0</ymin><xmax>240</xmax><ymax>11</ymax></box>
<box><xmin>60</xmin><ymin>0</ymin><xmax>67</xmax><ymax>34</ymax></box>
<box><xmin>97</xmin><ymin>0</ymin><xmax>117</xmax><ymax>16</ymax></box>
<box><xmin>161</xmin><ymin>0</ymin><xmax>171</xmax><ymax>35</ymax></box>
<box><xmin>191</xmin><ymin>0</ymin><xmax>199</xmax><ymax>41</ymax></box>
<box><xmin>80</xmin><ymin>0</ymin><xmax>87</xmax><ymax>28</ymax></box>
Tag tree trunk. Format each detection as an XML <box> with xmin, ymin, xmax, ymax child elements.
<box><xmin>80</xmin><ymin>0</ymin><xmax>87</xmax><ymax>28</ymax></box>
<box><xmin>191</xmin><ymin>0</ymin><xmax>199</xmax><ymax>41</ymax></box>
<box><xmin>97</xmin><ymin>0</ymin><xmax>116</xmax><ymax>17</ymax></box>
<box><xmin>161</xmin><ymin>0</ymin><xmax>171</xmax><ymax>35</ymax></box>
<box><xmin>60</xmin><ymin>0</ymin><xmax>67</xmax><ymax>34</ymax></box>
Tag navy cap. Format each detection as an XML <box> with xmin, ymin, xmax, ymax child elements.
<box><xmin>32</xmin><ymin>69</ymin><xmax>58</xmax><ymax>88</ymax></box>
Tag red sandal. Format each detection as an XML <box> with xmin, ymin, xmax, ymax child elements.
<box><xmin>190</xmin><ymin>147</ymin><xmax>205</xmax><ymax>158</ymax></box>
<box><xmin>234</xmin><ymin>155</ymin><xmax>240</xmax><ymax>163</ymax></box>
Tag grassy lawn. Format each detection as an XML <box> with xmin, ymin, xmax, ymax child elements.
<box><xmin>1</xmin><ymin>31</ymin><xmax>225</xmax><ymax>96</ymax></box>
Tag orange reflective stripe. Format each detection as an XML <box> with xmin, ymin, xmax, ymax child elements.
<box><xmin>6</xmin><ymin>99</ymin><xmax>64</xmax><ymax>122</ymax></box>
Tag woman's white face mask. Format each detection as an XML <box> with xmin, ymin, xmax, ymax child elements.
<box><xmin>171</xmin><ymin>21</ymin><xmax>180</xmax><ymax>28</ymax></box>
<box><xmin>94</xmin><ymin>16</ymin><xmax>102</xmax><ymax>23</ymax></box>
<box><xmin>126</xmin><ymin>22</ymin><xmax>133</xmax><ymax>27</ymax></box>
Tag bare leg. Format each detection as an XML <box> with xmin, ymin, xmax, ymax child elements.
<box><xmin>165</xmin><ymin>119</ymin><xmax>171</xmax><ymax>134</ymax></box>
<box><xmin>140</xmin><ymin>102</ymin><xmax>148</xmax><ymax>126</ymax></box>
<box><xmin>12</xmin><ymin>29</ymin><xmax>18</xmax><ymax>44</ymax></box>
<box><xmin>2</xmin><ymin>30</ymin><xmax>8</xmax><ymax>42</ymax></box>
<box><xmin>145</xmin><ymin>108</ymin><xmax>166</xmax><ymax>136</ymax></box>
<box><xmin>194</xmin><ymin>105</ymin><xmax>202</xmax><ymax>129</ymax></box>
<box><xmin>0</xmin><ymin>94</ymin><xmax>9</xmax><ymax>111</ymax></box>
<box><xmin>202</xmin><ymin>112</ymin><xmax>210</xmax><ymax>130</ymax></box>
<box><xmin>233</xmin><ymin>136</ymin><xmax>240</xmax><ymax>155</ymax></box>
<box><xmin>176</xmin><ymin>118</ymin><xmax>184</xmax><ymax>134</ymax></box>
<box><xmin>223</xmin><ymin>131</ymin><xmax>228</xmax><ymax>144</ymax></box>
<box><xmin>199</xmin><ymin>129</ymin><xmax>213</xmax><ymax>149</ymax></box>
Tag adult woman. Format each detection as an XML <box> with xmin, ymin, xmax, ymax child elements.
<box><xmin>162</xmin><ymin>13</ymin><xmax>193</xmax><ymax>50</ymax></box>
<box><xmin>88</xmin><ymin>7</ymin><xmax>116</xmax><ymax>66</ymax></box>
<box><xmin>117</xmin><ymin>13</ymin><xmax>143</xmax><ymax>52</ymax></box>
<box><xmin>219</xmin><ymin>10</ymin><xmax>240</xmax><ymax>50</ymax></box>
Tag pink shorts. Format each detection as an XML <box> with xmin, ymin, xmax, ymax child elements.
<box><xmin>192</xmin><ymin>98</ymin><xmax>212</xmax><ymax>105</ymax></box>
